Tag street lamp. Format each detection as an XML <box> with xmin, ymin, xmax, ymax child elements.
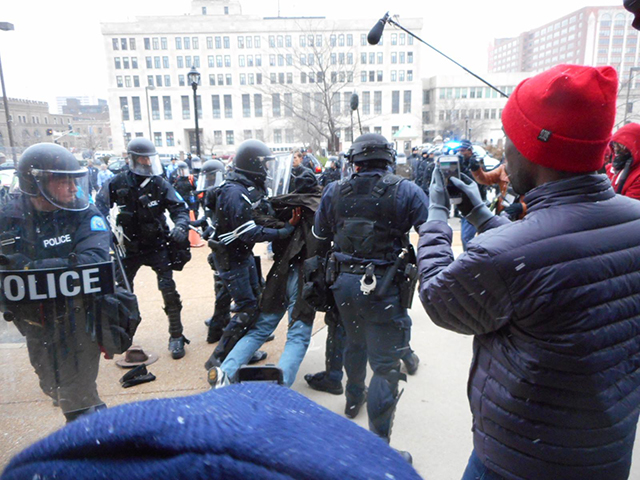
<box><xmin>187</xmin><ymin>66</ymin><xmax>201</xmax><ymax>156</ymax></box>
<box><xmin>0</xmin><ymin>22</ymin><xmax>16</xmax><ymax>166</ymax></box>
<box><xmin>624</xmin><ymin>66</ymin><xmax>640</xmax><ymax>125</ymax></box>
<box><xmin>145</xmin><ymin>84</ymin><xmax>155</xmax><ymax>140</ymax></box>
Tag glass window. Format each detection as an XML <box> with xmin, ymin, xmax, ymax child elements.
<box><xmin>152</xmin><ymin>38</ymin><xmax>159</xmax><ymax>50</ymax></box>
<box><xmin>163</xmin><ymin>96</ymin><xmax>172</xmax><ymax>119</ymax></box>
<box><xmin>175</xmin><ymin>37</ymin><xmax>182</xmax><ymax>50</ymax></box>
<box><xmin>207</xmin><ymin>37</ymin><xmax>213</xmax><ymax>49</ymax></box>
<box><xmin>272</xmin><ymin>94</ymin><xmax>281</xmax><ymax>117</ymax></box>
<box><xmin>254</xmin><ymin>94</ymin><xmax>262</xmax><ymax>117</ymax></box>
<box><xmin>166</xmin><ymin>132</ymin><xmax>174</xmax><ymax>146</ymax></box>
<box><xmin>154</xmin><ymin>132</ymin><xmax>162</xmax><ymax>147</ymax></box>
<box><xmin>214</xmin><ymin>131</ymin><xmax>222</xmax><ymax>144</ymax></box>
<box><xmin>226</xmin><ymin>130</ymin><xmax>234</xmax><ymax>145</ymax></box>
<box><xmin>242</xmin><ymin>94</ymin><xmax>251</xmax><ymax>117</ymax></box>
<box><xmin>122</xmin><ymin>38</ymin><xmax>128</xmax><ymax>50</ymax></box>
<box><xmin>116</xmin><ymin>76</ymin><xmax>123</xmax><ymax>88</ymax></box>
<box><xmin>374</xmin><ymin>91</ymin><xmax>382</xmax><ymax>114</ymax></box>
<box><xmin>133</xmin><ymin>76</ymin><xmax>140</xmax><ymax>87</ymax></box>
<box><xmin>403</xmin><ymin>90</ymin><xmax>411</xmax><ymax>113</ymax></box>
<box><xmin>115</xmin><ymin>58</ymin><xmax>122</xmax><ymax>69</ymax></box>
<box><xmin>223</xmin><ymin>36</ymin><xmax>230</xmax><ymax>49</ymax></box>
<box><xmin>113</xmin><ymin>38</ymin><xmax>120</xmax><ymax>50</ymax></box>
<box><xmin>181</xmin><ymin>95</ymin><xmax>190</xmax><ymax>119</ymax></box>
<box><xmin>212</xmin><ymin>95</ymin><xmax>221</xmax><ymax>118</ymax></box>
<box><xmin>254</xmin><ymin>36</ymin><xmax>261</xmax><ymax>48</ymax></box>
<box><xmin>215</xmin><ymin>36</ymin><xmax>221</xmax><ymax>49</ymax></box>
<box><xmin>184</xmin><ymin>37</ymin><xmax>190</xmax><ymax>49</ymax></box>
<box><xmin>132</xmin><ymin>96</ymin><xmax>142</xmax><ymax>120</ymax></box>
<box><xmin>224</xmin><ymin>94</ymin><xmax>232</xmax><ymax>118</ymax></box>
<box><xmin>238</xmin><ymin>36</ymin><xmax>244</xmax><ymax>49</ymax></box>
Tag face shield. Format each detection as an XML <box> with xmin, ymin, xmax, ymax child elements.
<box><xmin>177</xmin><ymin>166</ymin><xmax>190</xmax><ymax>177</ymax></box>
<box><xmin>196</xmin><ymin>170</ymin><xmax>224</xmax><ymax>191</ymax></box>
<box><xmin>129</xmin><ymin>153</ymin><xmax>163</xmax><ymax>177</ymax></box>
<box><xmin>31</xmin><ymin>168</ymin><xmax>90</xmax><ymax>211</ymax></box>
<box><xmin>265</xmin><ymin>154</ymin><xmax>292</xmax><ymax>197</ymax></box>
<box><xmin>341</xmin><ymin>160</ymin><xmax>354</xmax><ymax>181</ymax></box>
<box><xmin>192</xmin><ymin>157</ymin><xmax>202</xmax><ymax>171</ymax></box>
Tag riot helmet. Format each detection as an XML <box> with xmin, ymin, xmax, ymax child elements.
<box><xmin>191</xmin><ymin>155</ymin><xmax>202</xmax><ymax>172</ymax></box>
<box><xmin>176</xmin><ymin>161</ymin><xmax>190</xmax><ymax>178</ymax></box>
<box><xmin>345</xmin><ymin>133</ymin><xmax>395</xmax><ymax>165</ymax></box>
<box><xmin>196</xmin><ymin>159</ymin><xmax>225</xmax><ymax>191</ymax></box>
<box><xmin>127</xmin><ymin>138</ymin><xmax>163</xmax><ymax>177</ymax></box>
<box><xmin>233</xmin><ymin>139</ymin><xmax>275</xmax><ymax>181</ymax></box>
<box><xmin>17</xmin><ymin>143</ymin><xmax>91</xmax><ymax>211</ymax></box>
<box><xmin>422</xmin><ymin>148</ymin><xmax>429</xmax><ymax>158</ymax></box>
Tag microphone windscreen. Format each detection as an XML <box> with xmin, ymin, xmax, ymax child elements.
<box><xmin>367</xmin><ymin>19</ymin><xmax>386</xmax><ymax>45</ymax></box>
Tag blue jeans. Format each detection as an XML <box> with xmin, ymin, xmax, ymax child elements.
<box><xmin>461</xmin><ymin>450</ymin><xmax>507</xmax><ymax>480</ymax></box>
<box><xmin>461</xmin><ymin>217</ymin><xmax>477</xmax><ymax>251</ymax></box>
<box><xmin>221</xmin><ymin>265</ymin><xmax>312</xmax><ymax>387</ymax></box>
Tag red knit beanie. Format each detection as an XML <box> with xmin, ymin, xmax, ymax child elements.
<box><xmin>502</xmin><ymin>64</ymin><xmax>618</xmax><ymax>173</ymax></box>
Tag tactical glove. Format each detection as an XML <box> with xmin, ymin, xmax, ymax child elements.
<box><xmin>468</xmin><ymin>157</ymin><xmax>481</xmax><ymax>172</ymax></box>
<box><xmin>170</xmin><ymin>225</ymin><xmax>188</xmax><ymax>243</ymax></box>
<box><xmin>0</xmin><ymin>253</ymin><xmax>32</xmax><ymax>270</ymax></box>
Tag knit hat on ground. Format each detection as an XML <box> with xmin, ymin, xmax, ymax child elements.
<box><xmin>501</xmin><ymin>64</ymin><xmax>618</xmax><ymax>173</ymax></box>
<box><xmin>1</xmin><ymin>384</ymin><xmax>420</xmax><ymax>480</ymax></box>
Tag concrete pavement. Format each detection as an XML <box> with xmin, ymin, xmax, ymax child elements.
<box><xmin>1</xmin><ymin>222</ymin><xmax>640</xmax><ymax>479</ymax></box>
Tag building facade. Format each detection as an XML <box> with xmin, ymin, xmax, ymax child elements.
<box><xmin>101</xmin><ymin>0</ymin><xmax>424</xmax><ymax>156</ymax></box>
<box><xmin>0</xmin><ymin>98</ymin><xmax>76</xmax><ymax>159</ymax></box>
<box><xmin>421</xmin><ymin>72</ymin><xmax>530</xmax><ymax>147</ymax></box>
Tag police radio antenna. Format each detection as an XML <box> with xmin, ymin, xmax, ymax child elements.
<box><xmin>367</xmin><ymin>13</ymin><xmax>509</xmax><ymax>98</ymax></box>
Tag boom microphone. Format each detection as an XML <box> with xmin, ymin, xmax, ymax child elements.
<box><xmin>367</xmin><ymin>12</ymin><xmax>389</xmax><ymax>45</ymax></box>
<box><xmin>350</xmin><ymin>93</ymin><xmax>359</xmax><ymax>111</ymax></box>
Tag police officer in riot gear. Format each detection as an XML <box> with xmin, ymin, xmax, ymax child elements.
<box><xmin>173</xmin><ymin>161</ymin><xmax>198</xmax><ymax>213</ymax></box>
<box><xmin>0</xmin><ymin>143</ymin><xmax>111</xmax><ymax>422</ymax></box>
<box><xmin>97</xmin><ymin>138</ymin><xmax>192</xmax><ymax>359</ymax></box>
<box><xmin>194</xmin><ymin>159</ymin><xmax>232</xmax><ymax>343</ymax></box>
<box><xmin>204</xmin><ymin>140</ymin><xmax>297</xmax><ymax>369</ymax></box>
<box><xmin>313</xmin><ymin>133</ymin><xmax>428</xmax><ymax>461</ymax></box>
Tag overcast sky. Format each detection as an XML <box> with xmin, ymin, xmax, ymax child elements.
<box><xmin>0</xmin><ymin>0</ymin><xmax>623</xmax><ymax>110</ymax></box>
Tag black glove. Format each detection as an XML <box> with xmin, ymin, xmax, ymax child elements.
<box><xmin>189</xmin><ymin>217</ymin><xmax>208</xmax><ymax>229</ymax></box>
<box><xmin>504</xmin><ymin>202</ymin><xmax>524</xmax><ymax>218</ymax></box>
<box><xmin>469</xmin><ymin>157</ymin><xmax>481</xmax><ymax>172</ymax></box>
<box><xmin>170</xmin><ymin>225</ymin><xmax>188</xmax><ymax>243</ymax></box>
<box><xmin>202</xmin><ymin>226</ymin><xmax>214</xmax><ymax>241</ymax></box>
<box><xmin>450</xmin><ymin>174</ymin><xmax>494</xmax><ymax>229</ymax></box>
<box><xmin>0</xmin><ymin>253</ymin><xmax>32</xmax><ymax>270</ymax></box>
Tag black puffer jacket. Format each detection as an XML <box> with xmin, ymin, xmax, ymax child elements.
<box><xmin>417</xmin><ymin>174</ymin><xmax>640</xmax><ymax>480</ymax></box>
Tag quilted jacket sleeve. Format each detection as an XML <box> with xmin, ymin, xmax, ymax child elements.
<box><xmin>417</xmin><ymin>220</ymin><xmax>514</xmax><ymax>335</ymax></box>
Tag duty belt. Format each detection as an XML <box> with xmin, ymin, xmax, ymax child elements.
<box><xmin>337</xmin><ymin>262</ymin><xmax>389</xmax><ymax>276</ymax></box>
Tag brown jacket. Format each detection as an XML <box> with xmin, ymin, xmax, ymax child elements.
<box><xmin>472</xmin><ymin>164</ymin><xmax>526</xmax><ymax>217</ymax></box>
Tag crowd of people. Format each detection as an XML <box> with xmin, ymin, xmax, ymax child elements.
<box><xmin>2</xmin><ymin>62</ymin><xmax>640</xmax><ymax>479</ymax></box>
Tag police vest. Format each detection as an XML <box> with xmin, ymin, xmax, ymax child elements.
<box><xmin>110</xmin><ymin>173</ymin><xmax>169</xmax><ymax>250</ymax></box>
<box><xmin>332</xmin><ymin>173</ymin><xmax>406</xmax><ymax>261</ymax></box>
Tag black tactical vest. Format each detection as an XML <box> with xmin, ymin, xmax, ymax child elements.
<box><xmin>110</xmin><ymin>173</ymin><xmax>169</xmax><ymax>251</ymax></box>
<box><xmin>332</xmin><ymin>173</ymin><xmax>405</xmax><ymax>261</ymax></box>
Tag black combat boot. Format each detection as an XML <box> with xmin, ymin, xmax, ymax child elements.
<box><xmin>305</xmin><ymin>371</ymin><xmax>344</xmax><ymax>395</ymax></box>
<box><xmin>345</xmin><ymin>388</ymin><xmax>367</xmax><ymax>419</ymax></box>
<box><xmin>402</xmin><ymin>352</ymin><xmax>420</xmax><ymax>376</ymax></box>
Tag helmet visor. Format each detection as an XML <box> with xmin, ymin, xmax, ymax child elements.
<box><xmin>177</xmin><ymin>166</ymin><xmax>190</xmax><ymax>177</ymax></box>
<box><xmin>265</xmin><ymin>154</ymin><xmax>292</xmax><ymax>197</ymax></box>
<box><xmin>130</xmin><ymin>153</ymin><xmax>163</xmax><ymax>177</ymax></box>
<box><xmin>32</xmin><ymin>168</ymin><xmax>90</xmax><ymax>211</ymax></box>
<box><xmin>196</xmin><ymin>171</ymin><xmax>224</xmax><ymax>191</ymax></box>
<box><xmin>191</xmin><ymin>157</ymin><xmax>202</xmax><ymax>170</ymax></box>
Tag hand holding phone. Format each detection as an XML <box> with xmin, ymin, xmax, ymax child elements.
<box><xmin>436</xmin><ymin>156</ymin><xmax>462</xmax><ymax>205</ymax></box>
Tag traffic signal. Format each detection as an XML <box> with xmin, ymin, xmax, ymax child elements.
<box><xmin>46</xmin><ymin>128</ymin><xmax>53</xmax><ymax>136</ymax></box>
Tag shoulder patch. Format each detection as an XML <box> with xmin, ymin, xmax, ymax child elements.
<box><xmin>90</xmin><ymin>215</ymin><xmax>108</xmax><ymax>232</ymax></box>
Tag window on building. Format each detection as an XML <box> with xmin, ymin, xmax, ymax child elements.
<box><xmin>242</xmin><ymin>94</ymin><xmax>251</xmax><ymax>117</ymax></box>
<box><xmin>115</xmin><ymin>58</ymin><xmax>121</xmax><ymax>69</ymax></box>
<box><xmin>272</xmin><ymin>94</ymin><xmax>281</xmax><ymax>116</ymax></box>
<box><xmin>403</xmin><ymin>91</ymin><xmax>411</xmax><ymax>113</ymax></box>
<box><xmin>166</xmin><ymin>132</ymin><xmax>174</xmax><ymax>146</ymax></box>
<box><xmin>254</xmin><ymin>94</ymin><xmax>262</xmax><ymax>117</ymax></box>
<box><xmin>374</xmin><ymin>91</ymin><xmax>382</xmax><ymax>114</ymax></box>
<box><xmin>132</xmin><ymin>97</ymin><xmax>142</xmax><ymax>120</ymax></box>
<box><xmin>224</xmin><ymin>36</ymin><xmax>230</xmax><ymax>48</ymax></box>
<box><xmin>182</xmin><ymin>95</ymin><xmax>190</xmax><ymax>119</ymax></box>
<box><xmin>175</xmin><ymin>37</ymin><xmax>182</xmax><ymax>49</ymax></box>
<box><xmin>120</xmin><ymin>97</ymin><xmax>129</xmax><ymax>119</ymax></box>
<box><xmin>225</xmin><ymin>130</ymin><xmax>234</xmax><ymax>145</ymax></box>
<box><xmin>153</xmin><ymin>132</ymin><xmax>162</xmax><ymax>147</ymax></box>
<box><xmin>224</xmin><ymin>94</ymin><xmax>232</xmax><ymax>118</ymax></box>
<box><xmin>212</xmin><ymin>95</ymin><xmax>221</xmax><ymax>118</ymax></box>
<box><xmin>113</xmin><ymin>38</ymin><xmax>120</xmax><ymax>50</ymax></box>
<box><xmin>214</xmin><ymin>131</ymin><xmax>222</xmax><ymax>145</ymax></box>
<box><xmin>391</xmin><ymin>91</ymin><xmax>400</xmax><ymax>114</ymax></box>
<box><xmin>284</xmin><ymin>93</ymin><xmax>293</xmax><ymax>116</ymax></box>
<box><xmin>179</xmin><ymin>75</ymin><xmax>185</xmax><ymax>86</ymax></box>
<box><xmin>274</xmin><ymin>129</ymin><xmax>282</xmax><ymax>144</ymax></box>
<box><xmin>162</xmin><ymin>96</ymin><xmax>172</xmax><ymax>120</ymax></box>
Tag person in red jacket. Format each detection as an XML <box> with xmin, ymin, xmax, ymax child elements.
<box><xmin>607</xmin><ymin>122</ymin><xmax>640</xmax><ymax>200</ymax></box>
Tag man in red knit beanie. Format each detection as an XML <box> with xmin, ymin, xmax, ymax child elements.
<box><xmin>608</xmin><ymin>122</ymin><xmax>640</xmax><ymax>200</ymax></box>
<box><xmin>417</xmin><ymin>64</ymin><xmax>640</xmax><ymax>480</ymax></box>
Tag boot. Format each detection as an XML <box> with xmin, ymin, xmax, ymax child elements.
<box><xmin>345</xmin><ymin>389</ymin><xmax>367</xmax><ymax>419</ymax></box>
<box><xmin>305</xmin><ymin>371</ymin><xmax>344</xmax><ymax>395</ymax></box>
<box><xmin>206</xmin><ymin>322</ymin><xmax>224</xmax><ymax>344</ymax></box>
<box><xmin>248</xmin><ymin>350</ymin><xmax>268</xmax><ymax>364</ymax></box>
<box><xmin>169</xmin><ymin>335</ymin><xmax>190</xmax><ymax>360</ymax></box>
<box><xmin>394</xmin><ymin>449</ymin><xmax>413</xmax><ymax>464</ymax></box>
<box><xmin>402</xmin><ymin>352</ymin><xmax>420</xmax><ymax>376</ymax></box>
<box><xmin>207</xmin><ymin>366</ymin><xmax>230</xmax><ymax>389</ymax></box>
<box><xmin>64</xmin><ymin>403</ymin><xmax>107</xmax><ymax>423</ymax></box>
<box><xmin>205</xmin><ymin>350</ymin><xmax>221</xmax><ymax>370</ymax></box>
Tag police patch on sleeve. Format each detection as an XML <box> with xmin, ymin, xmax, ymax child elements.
<box><xmin>90</xmin><ymin>216</ymin><xmax>108</xmax><ymax>231</ymax></box>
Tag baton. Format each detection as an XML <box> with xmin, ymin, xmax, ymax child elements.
<box><xmin>374</xmin><ymin>248</ymin><xmax>408</xmax><ymax>299</ymax></box>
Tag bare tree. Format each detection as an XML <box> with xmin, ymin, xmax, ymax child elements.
<box><xmin>256</xmin><ymin>23</ymin><xmax>359</xmax><ymax>153</ymax></box>
<box><xmin>432</xmin><ymin>98</ymin><xmax>491</xmax><ymax>142</ymax></box>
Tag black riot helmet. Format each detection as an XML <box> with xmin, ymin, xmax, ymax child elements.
<box><xmin>197</xmin><ymin>159</ymin><xmax>225</xmax><ymax>191</ymax></box>
<box><xmin>345</xmin><ymin>133</ymin><xmax>395</xmax><ymax>165</ymax></box>
<box><xmin>127</xmin><ymin>138</ymin><xmax>163</xmax><ymax>176</ymax></box>
<box><xmin>176</xmin><ymin>161</ymin><xmax>190</xmax><ymax>177</ymax></box>
<box><xmin>233</xmin><ymin>139</ymin><xmax>275</xmax><ymax>181</ymax></box>
<box><xmin>17</xmin><ymin>143</ymin><xmax>91</xmax><ymax>211</ymax></box>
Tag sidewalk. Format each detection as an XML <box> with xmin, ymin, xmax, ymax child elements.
<box><xmin>2</xmin><ymin>224</ymin><xmax>639</xmax><ymax>479</ymax></box>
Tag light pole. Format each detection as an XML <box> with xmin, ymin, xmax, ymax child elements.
<box><xmin>624</xmin><ymin>67</ymin><xmax>640</xmax><ymax>125</ymax></box>
<box><xmin>0</xmin><ymin>22</ymin><xmax>16</xmax><ymax>166</ymax></box>
<box><xmin>145</xmin><ymin>84</ymin><xmax>155</xmax><ymax>140</ymax></box>
<box><xmin>187</xmin><ymin>66</ymin><xmax>201</xmax><ymax>156</ymax></box>
<box><xmin>121</xmin><ymin>104</ymin><xmax>129</xmax><ymax>151</ymax></box>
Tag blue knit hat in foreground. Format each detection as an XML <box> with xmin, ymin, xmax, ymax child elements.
<box><xmin>2</xmin><ymin>384</ymin><xmax>421</xmax><ymax>479</ymax></box>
